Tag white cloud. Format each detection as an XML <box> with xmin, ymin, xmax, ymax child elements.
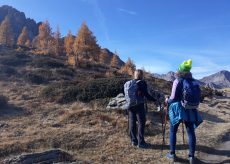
<box><xmin>117</xmin><ymin>8</ymin><xmax>137</xmax><ymax>15</ymax></box>
<box><xmin>192</xmin><ymin>64</ymin><xmax>230</xmax><ymax>79</ymax></box>
<box><xmin>145</xmin><ymin>48</ymin><xmax>230</xmax><ymax>78</ymax></box>
<box><xmin>176</xmin><ymin>53</ymin><xmax>230</xmax><ymax>79</ymax></box>
<box><xmin>135</xmin><ymin>48</ymin><xmax>230</xmax><ymax>79</ymax></box>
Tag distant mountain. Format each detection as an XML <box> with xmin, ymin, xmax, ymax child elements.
<box><xmin>153</xmin><ymin>71</ymin><xmax>176</xmax><ymax>82</ymax></box>
<box><xmin>0</xmin><ymin>5</ymin><xmax>39</xmax><ymax>41</ymax></box>
<box><xmin>100</xmin><ymin>48</ymin><xmax>125</xmax><ymax>67</ymax></box>
<box><xmin>200</xmin><ymin>70</ymin><xmax>230</xmax><ymax>89</ymax></box>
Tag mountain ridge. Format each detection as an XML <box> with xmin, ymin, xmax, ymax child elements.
<box><xmin>153</xmin><ymin>70</ymin><xmax>230</xmax><ymax>89</ymax></box>
<box><xmin>0</xmin><ymin>5</ymin><xmax>39</xmax><ymax>41</ymax></box>
<box><xmin>153</xmin><ymin>71</ymin><xmax>176</xmax><ymax>82</ymax></box>
<box><xmin>200</xmin><ymin>70</ymin><xmax>230</xmax><ymax>89</ymax></box>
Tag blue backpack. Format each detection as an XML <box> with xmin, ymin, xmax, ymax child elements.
<box><xmin>124</xmin><ymin>79</ymin><xmax>144</xmax><ymax>109</ymax></box>
<box><xmin>180</xmin><ymin>78</ymin><xmax>201</xmax><ymax>109</ymax></box>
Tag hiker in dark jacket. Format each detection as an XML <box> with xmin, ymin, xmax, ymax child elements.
<box><xmin>165</xmin><ymin>59</ymin><xmax>202</xmax><ymax>164</ymax></box>
<box><xmin>126</xmin><ymin>69</ymin><xmax>157</xmax><ymax>148</ymax></box>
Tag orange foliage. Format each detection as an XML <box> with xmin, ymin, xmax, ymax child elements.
<box><xmin>0</xmin><ymin>16</ymin><xmax>14</xmax><ymax>46</ymax></box>
<box><xmin>17</xmin><ymin>26</ymin><xmax>30</xmax><ymax>47</ymax></box>
<box><xmin>73</xmin><ymin>22</ymin><xmax>100</xmax><ymax>62</ymax></box>
<box><xmin>64</xmin><ymin>30</ymin><xmax>74</xmax><ymax>55</ymax></box>
<box><xmin>119</xmin><ymin>57</ymin><xmax>136</xmax><ymax>75</ymax></box>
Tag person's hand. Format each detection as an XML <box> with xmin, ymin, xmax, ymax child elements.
<box><xmin>165</xmin><ymin>97</ymin><xmax>169</xmax><ymax>104</ymax></box>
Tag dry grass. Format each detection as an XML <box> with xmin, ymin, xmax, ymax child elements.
<box><xmin>0</xmin><ymin>47</ymin><xmax>229</xmax><ymax>163</ymax></box>
<box><xmin>0</xmin><ymin>78</ymin><xmax>229</xmax><ymax>163</ymax></box>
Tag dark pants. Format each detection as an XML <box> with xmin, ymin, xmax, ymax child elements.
<box><xmin>128</xmin><ymin>103</ymin><xmax>146</xmax><ymax>145</ymax></box>
<box><xmin>169</xmin><ymin>121</ymin><xmax>196</xmax><ymax>157</ymax></box>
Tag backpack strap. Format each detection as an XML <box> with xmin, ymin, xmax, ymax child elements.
<box><xmin>135</xmin><ymin>79</ymin><xmax>142</xmax><ymax>90</ymax></box>
<box><xmin>135</xmin><ymin>79</ymin><xmax>142</xmax><ymax>84</ymax></box>
<box><xmin>176</xmin><ymin>78</ymin><xmax>184</xmax><ymax>100</ymax></box>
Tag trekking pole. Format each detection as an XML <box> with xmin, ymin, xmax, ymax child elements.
<box><xmin>144</xmin><ymin>98</ymin><xmax>148</xmax><ymax>114</ymax></box>
<box><xmin>182</xmin><ymin>121</ymin><xmax>185</xmax><ymax>144</ymax></box>
<box><xmin>127</xmin><ymin>109</ymin><xmax>130</xmax><ymax>136</ymax></box>
<box><xmin>160</xmin><ymin>102</ymin><xmax>164</xmax><ymax>157</ymax></box>
<box><xmin>161</xmin><ymin>99</ymin><xmax>169</xmax><ymax>157</ymax></box>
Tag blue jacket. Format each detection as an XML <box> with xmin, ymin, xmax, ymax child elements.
<box><xmin>169</xmin><ymin>102</ymin><xmax>203</xmax><ymax>129</ymax></box>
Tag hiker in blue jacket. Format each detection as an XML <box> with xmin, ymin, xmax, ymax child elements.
<box><xmin>165</xmin><ymin>59</ymin><xmax>203</xmax><ymax>164</ymax></box>
<box><xmin>125</xmin><ymin>69</ymin><xmax>157</xmax><ymax>148</ymax></box>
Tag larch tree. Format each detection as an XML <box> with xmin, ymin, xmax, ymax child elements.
<box><xmin>52</xmin><ymin>25</ymin><xmax>63</xmax><ymax>56</ymax></box>
<box><xmin>25</xmin><ymin>39</ymin><xmax>31</xmax><ymax>47</ymax></box>
<box><xmin>73</xmin><ymin>22</ymin><xmax>100</xmax><ymax>64</ymax></box>
<box><xmin>120</xmin><ymin>57</ymin><xmax>136</xmax><ymax>75</ymax></box>
<box><xmin>64</xmin><ymin>30</ymin><xmax>74</xmax><ymax>56</ymax></box>
<box><xmin>17</xmin><ymin>26</ymin><xmax>30</xmax><ymax>47</ymax></box>
<box><xmin>99</xmin><ymin>50</ymin><xmax>109</xmax><ymax>65</ymax></box>
<box><xmin>32</xmin><ymin>20</ymin><xmax>52</xmax><ymax>54</ymax></box>
<box><xmin>64</xmin><ymin>30</ymin><xmax>75</xmax><ymax>65</ymax></box>
<box><xmin>110</xmin><ymin>54</ymin><xmax>120</xmax><ymax>68</ymax></box>
<box><xmin>0</xmin><ymin>16</ymin><xmax>14</xmax><ymax>46</ymax></box>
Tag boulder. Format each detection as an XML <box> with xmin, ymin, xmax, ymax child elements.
<box><xmin>4</xmin><ymin>149</ymin><xmax>73</xmax><ymax>164</ymax></box>
<box><xmin>106</xmin><ymin>91</ymin><xmax>165</xmax><ymax>110</ymax></box>
<box><xmin>106</xmin><ymin>93</ymin><xmax>127</xmax><ymax>110</ymax></box>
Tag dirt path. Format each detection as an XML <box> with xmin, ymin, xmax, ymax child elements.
<box><xmin>198</xmin><ymin>140</ymin><xmax>230</xmax><ymax>164</ymax></box>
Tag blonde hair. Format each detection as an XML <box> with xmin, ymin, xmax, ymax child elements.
<box><xmin>176</xmin><ymin>70</ymin><xmax>192</xmax><ymax>79</ymax></box>
<box><xmin>134</xmin><ymin>69</ymin><xmax>144</xmax><ymax>80</ymax></box>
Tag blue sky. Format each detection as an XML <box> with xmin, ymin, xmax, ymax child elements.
<box><xmin>1</xmin><ymin>0</ymin><xmax>230</xmax><ymax>79</ymax></box>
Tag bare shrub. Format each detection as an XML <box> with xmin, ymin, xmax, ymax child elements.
<box><xmin>30</xmin><ymin>57</ymin><xmax>64</xmax><ymax>68</ymax></box>
<box><xmin>24</xmin><ymin>73</ymin><xmax>47</xmax><ymax>84</ymax></box>
<box><xmin>0</xmin><ymin>53</ymin><xmax>31</xmax><ymax>66</ymax></box>
<box><xmin>0</xmin><ymin>95</ymin><xmax>8</xmax><ymax>107</ymax></box>
<box><xmin>0</xmin><ymin>65</ymin><xmax>17</xmax><ymax>78</ymax></box>
<box><xmin>41</xmin><ymin>77</ymin><xmax>129</xmax><ymax>103</ymax></box>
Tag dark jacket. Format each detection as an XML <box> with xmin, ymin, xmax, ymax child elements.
<box><xmin>136</xmin><ymin>79</ymin><xmax>156</xmax><ymax>102</ymax></box>
<box><xmin>167</xmin><ymin>72</ymin><xmax>193</xmax><ymax>105</ymax></box>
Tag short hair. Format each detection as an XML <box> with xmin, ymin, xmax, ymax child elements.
<box><xmin>134</xmin><ymin>69</ymin><xmax>144</xmax><ymax>80</ymax></box>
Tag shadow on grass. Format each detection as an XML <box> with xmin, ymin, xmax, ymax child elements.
<box><xmin>194</xmin><ymin>159</ymin><xmax>230</xmax><ymax>164</ymax></box>
<box><xmin>171</xmin><ymin>156</ymin><xmax>230</xmax><ymax>164</ymax></box>
<box><xmin>0</xmin><ymin>104</ymin><xmax>26</xmax><ymax>118</ymax></box>
<box><xmin>146</xmin><ymin>144</ymin><xmax>230</xmax><ymax>163</ymax></box>
<box><xmin>198</xmin><ymin>111</ymin><xmax>226</xmax><ymax>123</ymax></box>
<box><xmin>148</xmin><ymin>144</ymin><xmax>230</xmax><ymax>156</ymax></box>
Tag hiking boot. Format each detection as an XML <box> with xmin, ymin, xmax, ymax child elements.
<box><xmin>137</xmin><ymin>142</ymin><xmax>150</xmax><ymax>148</ymax></box>
<box><xmin>166</xmin><ymin>152</ymin><xmax>176</xmax><ymax>158</ymax></box>
<box><xmin>166</xmin><ymin>152</ymin><xmax>176</xmax><ymax>162</ymax></box>
<box><xmin>131</xmin><ymin>141</ymin><xmax>137</xmax><ymax>147</ymax></box>
<box><xmin>188</xmin><ymin>157</ymin><xmax>195</xmax><ymax>164</ymax></box>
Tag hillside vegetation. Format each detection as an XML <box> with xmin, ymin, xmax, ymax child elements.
<box><xmin>0</xmin><ymin>46</ymin><xmax>173</xmax><ymax>103</ymax></box>
<box><xmin>0</xmin><ymin>46</ymin><xmax>229</xmax><ymax>163</ymax></box>
<box><xmin>0</xmin><ymin>5</ymin><xmax>229</xmax><ymax>163</ymax></box>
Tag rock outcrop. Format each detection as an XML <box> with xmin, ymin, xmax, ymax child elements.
<box><xmin>106</xmin><ymin>93</ymin><xmax>127</xmax><ymax>110</ymax></box>
<box><xmin>106</xmin><ymin>90</ymin><xmax>165</xmax><ymax>110</ymax></box>
<box><xmin>0</xmin><ymin>5</ymin><xmax>39</xmax><ymax>42</ymax></box>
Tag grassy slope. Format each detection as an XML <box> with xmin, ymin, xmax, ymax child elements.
<box><xmin>0</xmin><ymin>47</ymin><xmax>229</xmax><ymax>163</ymax></box>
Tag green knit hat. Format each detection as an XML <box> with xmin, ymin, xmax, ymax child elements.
<box><xmin>178</xmin><ymin>59</ymin><xmax>192</xmax><ymax>72</ymax></box>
